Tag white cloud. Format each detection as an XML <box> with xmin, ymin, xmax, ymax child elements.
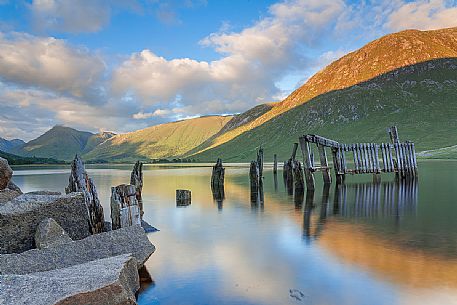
<box><xmin>111</xmin><ymin>0</ymin><xmax>346</xmax><ymax>116</ymax></box>
<box><xmin>0</xmin><ymin>33</ymin><xmax>105</xmax><ymax>99</ymax></box>
<box><xmin>386</xmin><ymin>0</ymin><xmax>457</xmax><ymax>31</ymax></box>
<box><xmin>133</xmin><ymin>109</ymin><xmax>172</xmax><ymax>119</ymax></box>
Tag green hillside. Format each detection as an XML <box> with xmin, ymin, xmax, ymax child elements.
<box><xmin>84</xmin><ymin>115</ymin><xmax>233</xmax><ymax>162</ymax></box>
<box><xmin>191</xmin><ymin>58</ymin><xmax>457</xmax><ymax>162</ymax></box>
<box><xmin>0</xmin><ymin>150</ymin><xmax>64</xmax><ymax>165</ymax></box>
<box><xmin>191</xmin><ymin>27</ymin><xmax>457</xmax><ymax>155</ymax></box>
<box><xmin>14</xmin><ymin>125</ymin><xmax>94</xmax><ymax>161</ymax></box>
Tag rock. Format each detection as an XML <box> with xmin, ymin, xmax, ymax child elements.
<box><xmin>26</xmin><ymin>191</ymin><xmax>61</xmax><ymax>195</ymax></box>
<box><xmin>0</xmin><ymin>181</ymin><xmax>23</xmax><ymax>204</ymax></box>
<box><xmin>0</xmin><ymin>225</ymin><xmax>155</xmax><ymax>274</ymax></box>
<box><xmin>0</xmin><ymin>189</ymin><xmax>22</xmax><ymax>204</ymax></box>
<box><xmin>104</xmin><ymin>221</ymin><xmax>113</xmax><ymax>232</ymax></box>
<box><xmin>0</xmin><ymin>254</ymin><xmax>140</xmax><ymax>305</ymax></box>
<box><xmin>66</xmin><ymin>155</ymin><xmax>105</xmax><ymax>234</ymax></box>
<box><xmin>7</xmin><ymin>181</ymin><xmax>22</xmax><ymax>193</ymax></box>
<box><xmin>34</xmin><ymin>218</ymin><xmax>72</xmax><ymax>249</ymax></box>
<box><xmin>0</xmin><ymin>157</ymin><xmax>13</xmax><ymax>190</ymax></box>
<box><xmin>141</xmin><ymin>219</ymin><xmax>159</xmax><ymax>233</ymax></box>
<box><xmin>0</xmin><ymin>192</ymin><xmax>91</xmax><ymax>254</ymax></box>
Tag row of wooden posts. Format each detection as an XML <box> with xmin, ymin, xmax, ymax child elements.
<box><xmin>208</xmin><ymin>126</ymin><xmax>418</xmax><ymax>203</ymax></box>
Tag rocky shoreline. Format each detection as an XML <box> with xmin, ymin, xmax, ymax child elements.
<box><xmin>0</xmin><ymin>156</ymin><xmax>156</xmax><ymax>305</ymax></box>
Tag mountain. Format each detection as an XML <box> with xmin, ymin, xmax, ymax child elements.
<box><xmin>0</xmin><ymin>138</ymin><xmax>25</xmax><ymax>153</ymax></box>
<box><xmin>83</xmin><ymin>115</ymin><xmax>233</xmax><ymax>162</ymax></box>
<box><xmin>83</xmin><ymin>132</ymin><xmax>116</xmax><ymax>153</ymax></box>
<box><xmin>191</xmin><ymin>57</ymin><xmax>457</xmax><ymax>161</ymax></box>
<box><xmin>14</xmin><ymin>126</ymin><xmax>95</xmax><ymax>161</ymax></box>
<box><xmin>191</xmin><ymin>27</ymin><xmax>457</xmax><ymax>157</ymax></box>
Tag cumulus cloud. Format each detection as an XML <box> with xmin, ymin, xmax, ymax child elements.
<box><xmin>0</xmin><ymin>32</ymin><xmax>105</xmax><ymax>100</ymax></box>
<box><xmin>111</xmin><ymin>0</ymin><xmax>347</xmax><ymax>116</ymax></box>
<box><xmin>386</xmin><ymin>0</ymin><xmax>457</xmax><ymax>30</ymax></box>
<box><xmin>2</xmin><ymin>0</ymin><xmax>457</xmax><ymax>140</ymax></box>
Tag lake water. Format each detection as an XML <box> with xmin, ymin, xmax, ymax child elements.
<box><xmin>11</xmin><ymin>161</ymin><xmax>457</xmax><ymax>305</ymax></box>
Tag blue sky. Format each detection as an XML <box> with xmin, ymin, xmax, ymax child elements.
<box><xmin>0</xmin><ymin>0</ymin><xmax>456</xmax><ymax>140</ymax></box>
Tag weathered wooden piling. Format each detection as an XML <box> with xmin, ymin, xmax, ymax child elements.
<box><xmin>273</xmin><ymin>154</ymin><xmax>278</xmax><ymax>175</ymax></box>
<box><xmin>317</xmin><ymin>144</ymin><xmax>332</xmax><ymax>184</ymax></box>
<box><xmin>176</xmin><ymin>189</ymin><xmax>191</xmax><ymax>206</ymax></box>
<box><xmin>211</xmin><ymin>158</ymin><xmax>225</xmax><ymax>189</ymax></box>
<box><xmin>66</xmin><ymin>155</ymin><xmax>105</xmax><ymax>234</ymax></box>
<box><xmin>293</xmin><ymin>160</ymin><xmax>305</xmax><ymax>191</ymax></box>
<box><xmin>130</xmin><ymin>161</ymin><xmax>144</xmax><ymax>219</ymax></box>
<box><xmin>110</xmin><ymin>184</ymin><xmax>141</xmax><ymax>230</ymax></box>
<box><xmin>250</xmin><ymin>147</ymin><xmax>264</xmax><ymax>203</ymax></box>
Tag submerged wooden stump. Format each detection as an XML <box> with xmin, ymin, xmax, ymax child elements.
<box><xmin>130</xmin><ymin>161</ymin><xmax>144</xmax><ymax>219</ymax></box>
<box><xmin>250</xmin><ymin>147</ymin><xmax>264</xmax><ymax>204</ymax></box>
<box><xmin>176</xmin><ymin>189</ymin><xmax>191</xmax><ymax>206</ymax></box>
<box><xmin>211</xmin><ymin>158</ymin><xmax>225</xmax><ymax>189</ymax></box>
<box><xmin>110</xmin><ymin>184</ymin><xmax>141</xmax><ymax>230</ymax></box>
<box><xmin>65</xmin><ymin>155</ymin><xmax>105</xmax><ymax>234</ymax></box>
<box><xmin>293</xmin><ymin>160</ymin><xmax>305</xmax><ymax>191</ymax></box>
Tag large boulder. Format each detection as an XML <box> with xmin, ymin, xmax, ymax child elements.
<box><xmin>34</xmin><ymin>218</ymin><xmax>73</xmax><ymax>249</ymax></box>
<box><xmin>0</xmin><ymin>225</ymin><xmax>155</xmax><ymax>275</ymax></box>
<box><xmin>0</xmin><ymin>193</ymin><xmax>91</xmax><ymax>254</ymax></box>
<box><xmin>0</xmin><ymin>157</ymin><xmax>13</xmax><ymax>190</ymax></box>
<box><xmin>0</xmin><ymin>254</ymin><xmax>140</xmax><ymax>305</ymax></box>
<box><xmin>0</xmin><ymin>181</ymin><xmax>23</xmax><ymax>204</ymax></box>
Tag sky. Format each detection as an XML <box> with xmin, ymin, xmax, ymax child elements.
<box><xmin>0</xmin><ymin>0</ymin><xmax>456</xmax><ymax>141</ymax></box>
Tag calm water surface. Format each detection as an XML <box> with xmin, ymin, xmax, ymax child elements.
<box><xmin>11</xmin><ymin>161</ymin><xmax>457</xmax><ymax>305</ymax></box>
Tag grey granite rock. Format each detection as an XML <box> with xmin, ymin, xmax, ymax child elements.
<box><xmin>0</xmin><ymin>157</ymin><xmax>13</xmax><ymax>190</ymax></box>
<box><xmin>0</xmin><ymin>225</ymin><xmax>155</xmax><ymax>274</ymax></box>
<box><xmin>26</xmin><ymin>191</ymin><xmax>61</xmax><ymax>195</ymax></box>
<box><xmin>0</xmin><ymin>192</ymin><xmax>91</xmax><ymax>254</ymax></box>
<box><xmin>6</xmin><ymin>181</ymin><xmax>22</xmax><ymax>193</ymax></box>
<box><xmin>34</xmin><ymin>218</ymin><xmax>73</xmax><ymax>249</ymax></box>
<box><xmin>0</xmin><ymin>254</ymin><xmax>140</xmax><ymax>305</ymax></box>
<box><xmin>0</xmin><ymin>188</ymin><xmax>22</xmax><ymax>204</ymax></box>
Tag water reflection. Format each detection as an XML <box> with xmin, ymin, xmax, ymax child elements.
<box><xmin>301</xmin><ymin>180</ymin><xmax>418</xmax><ymax>243</ymax></box>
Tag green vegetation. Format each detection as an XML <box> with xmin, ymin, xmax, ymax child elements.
<box><xmin>83</xmin><ymin>115</ymin><xmax>233</xmax><ymax>162</ymax></box>
<box><xmin>0</xmin><ymin>150</ymin><xmax>65</xmax><ymax>165</ymax></box>
<box><xmin>14</xmin><ymin>125</ymin><xmax>94</xmax><ymax>161</ymax></box>
<box><xmin>191</xmin><ymin>58</ymin><xmax>457</xmax><ymax>162</ymax></box>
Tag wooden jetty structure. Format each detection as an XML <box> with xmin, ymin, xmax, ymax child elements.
<box><xmin>299</xmin><ymin>126</ymin><xmax>418</xmax><ymax>190</ymax></box>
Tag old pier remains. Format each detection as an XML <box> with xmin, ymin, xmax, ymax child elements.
<box><xmin>298</xmin><ymin>126</ymin><xmax>418</xmax><ymax>190</ymax></box>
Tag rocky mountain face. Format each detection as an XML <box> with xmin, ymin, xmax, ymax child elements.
<box><xmin>192</xmin><ymin>58</ymin><xmax>457</xmax><ymax>161</ymax></box>
<box><xmin>191</xmin><ymin>27</ymin><xmax>457</xmax><ymax>156</ymax></box>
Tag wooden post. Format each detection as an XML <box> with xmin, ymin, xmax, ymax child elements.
<box><xmin>352</xmin><ymin>144</ymin><xmax>359</xmax><ymax>173</ymax></box>
<box><xmin>176</xmin><ymin>189</ymin><xmax>191</xmax><ymax>206</ymax></box>
<box><xmin>317</xmin><ymin>144</ymin><xmax>331</xmax><ymax>184</ymax></box>
<box><xmin>273</xmin><ymin>154</ymin><xmax>278</xmax><ymax>175</ymax></box>
<box><xmin>291</xmin><ymin>143</ymin><xmax>298</xmax><ymax>161</ymax></box>
<box><xmin>299</xmin><ymin>137</ymin><xmax>315</xmax><ymax>191</ymax></box>
<box><xmin>332</xmin><ymin>147</ymin><xmax>344</xmax><ymax>184</ymax></box>
<box><xmin>257</xmin><ymin>147</ymin><xmax>264</xmax><ymax>179</ymax></box>
<box><xmin>211</xmin><ymin>158</ymin><xmax>225</xmax><ymax>189</ymax></box>
<box><xmin>66</xmin><ymin>155</ymin><xmax>105</xmax><ymax>234</ymax></box>
<box><xmin>130</xmin><ymin>161</ymin><xmax>144</xmax><ymax>219</ymax></box>
<box><xmin>293</xmin><ymin>160</ymin><xmax>305</xmax><ymax>190</ymax></box>
<box><xmin>283</xmin><ymin>160</ymin><xmax>294</xmax><ymax>195</ymax></box>
<box><xmin>111</xmin><ymin>184</ymin><xmax>141</xmax><ymax>230</ymax></box>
